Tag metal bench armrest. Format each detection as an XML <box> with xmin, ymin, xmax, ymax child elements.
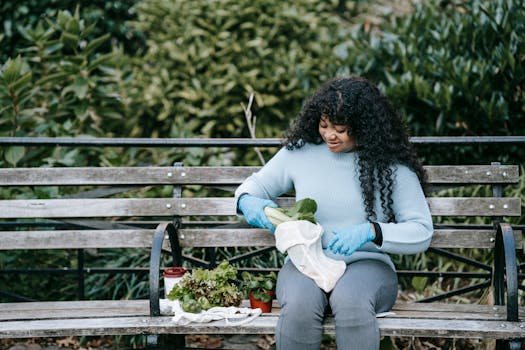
<box><xmin>495</xmin><ymin>222</ymin><xmax>519</xmax><ymax>322</ymax></box>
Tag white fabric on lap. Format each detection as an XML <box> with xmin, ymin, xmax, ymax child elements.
<box><xmin>275</xmin><ymin>220</ymin><xmax>346</xmax><ymax>292</ymax></box>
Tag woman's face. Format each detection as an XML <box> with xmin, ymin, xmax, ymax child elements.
<box><xmin>318</xmin><ymin>115</ymin><xmax>356</xmax><ymax>153</ymax></box>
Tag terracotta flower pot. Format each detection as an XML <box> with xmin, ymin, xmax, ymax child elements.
<box><xmin>249</xmin><ymin>290</ymin><xmax>274</xmax><ymax>313</ymax></box>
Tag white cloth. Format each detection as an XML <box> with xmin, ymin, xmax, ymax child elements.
<box><xmin>160</xmin><ymin>299</ymin><xmax>262</xmax><ymax>326</ymax></box>
<box><xmin>274</xmin><ymin>220</ymin><xmax>347</xmax><ymax>292</ymax></box>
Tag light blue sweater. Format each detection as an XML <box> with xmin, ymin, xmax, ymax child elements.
<box><xmin>235</xmin><ymin>143</ymin><xmax>434</xmax><ymax>270</ymax></box>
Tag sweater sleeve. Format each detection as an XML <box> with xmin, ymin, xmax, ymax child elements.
<box><xmin>375</xmin><ymin>165</ymin><xmax>433</xmax><ymax>254</ymax></box>
<box><xmin>235</xmin><ymin>147</ymin><xmax>294</xmax><ymax>205</ymax></box>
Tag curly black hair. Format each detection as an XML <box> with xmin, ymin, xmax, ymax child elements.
<box><xmin>283</xmin><ymin>76</ymin><xmax>427</xmax><ymax>223</ymax></box>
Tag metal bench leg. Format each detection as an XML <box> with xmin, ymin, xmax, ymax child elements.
<box><xmin>508</xmin><ymin>339</ymin><xmax>522</xmax><ymax>350</ymax></box>
<box><xmin>146</xmin><ymin>335</ymin><xmax>186</xmax><ymax>350</ymax></box>
<box><xmin>146</xmin><ymin>335</ymin><xmax>160</xmax><ymax>349</ymax></box>
<box><xmin>496</xmin><ymin>339</ymin><xmax>523</xmax><ymax>350</ymax></box>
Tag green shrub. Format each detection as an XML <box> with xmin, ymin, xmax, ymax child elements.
<box><xmin>337</xmin><ymin>0</ymin><xmax>525</xmax><ymax>164</ymax></box>
<box><xmin>0</xmin><ymin>8</ymin><xmax>143</xmax><ymax>167</ymax></box>
<box><xmin>0</xmin><ymin>0</ymin><xmax>144</xmax><ymax>62</ymax></box>
<box><xmin>129</xmin><ymin>0</ymin><xmax>349</xmax><ymax>156</ymax></box>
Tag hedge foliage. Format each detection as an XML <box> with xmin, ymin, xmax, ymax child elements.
<box><xmin>0</xmin><ymin>9</ymin><xmax>143</xmax><ymax>167</ymax></box>
<box><xmin>0</xmin><ymin>0</ymin><xmax>144</xmax><ymax>62</ymax></box>
<box><xmin>1</xmin><ymin>0</ymin><xmax>523</xmax><ymax>167</ymax></box>
<box><xmin>129</xmin><ymin>0</ymin><xmax>348</xmax><ymax>141</ymax></box>
<box><xmin>337</xmin><ymin>0</ymin><xmax>524</xmax><ymax>164</ymax></box>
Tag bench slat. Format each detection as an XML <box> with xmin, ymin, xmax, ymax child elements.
<box><xmin>0</xmin><ymin>197</ymin><xmax>520</xmax><ymax>218</ymax></box>
<box><xmin>0</xmin><ymin>300</ymin><xmax>520</xmax><ymax>322</ymax></box>
<box><xmin>0</xmin><ymin>198</ymin><xmax>232</xmax><ymax>218</ymax></box>
<box><xmin>427</xmin><ymin>197</ymin><xmax>520</xmax><ymax>216</ymax></box>
<box><xmin>0</xmin><ymin>167</ymin><xmax>259</xmax><ymax>186</ymax></box>
<box><xmin>0</xmin><ymin>230</ymin><xmax>155</xmax><ymax>250</ymax></box>
<box><xmin>2</xmin><ymin>301</ymin><xmax>524</xmax><ymax>339</ymax></box>
<box><xmin>424</xmin><ymin>165</ymin><xmax>519</xmax><ymax>184</ymax></box>
<box><xmin>176</xmin><ymin>228</ymin><xmax>522</xmax><ymax>249</ymax></box>
<box><xmin>2</xmin><ymin>228</ymin><xmax>520</xmax><ymax>250</ymax></box>
<box><xmin>1</xmin><ymin>314</ymin><xmax>524</xmax><ymax>339</ymax></box>
<box><xmin>0</xmin><ymin>300</ymin><xmax>149</xmax><ymax>321</ymax></box>
<box><xmin>0</xmin><ymin>165</ymin><xmax>518</xmax><ymax>185</ymax></box>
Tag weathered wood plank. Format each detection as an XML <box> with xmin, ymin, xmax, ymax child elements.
<box><xmin>1</xmin><ymin>228</ymin><xmax>520</xmax><ymax>250</ymax></box>
<box><xmin>391</xmin><ymin>302</ymin><xmax>506</xmax><ymax>314</ymax></box>
<box><xmin>424</xmin><ymin>165</ymin><xmax>519</xmax><ymax>184</ymax></box>
<box><xmin>0</xmin><ymin>300</ymin><xmax>149</xmax><ymax>321</ymax></box>
<box><xmin>1</xmin><ymin>314</ymin><xmax>524</xmax><ymax>339</ymax></box>
<box><xmin>0</xmin><ymin>197</ymin><xmax>520</xmax><ymax>218</ymax></box>
<box><xmin>0</xmin><ymin>167</ymin><xmax>259</xmax><ymax>186</ymax></box>
<box><xmin>0</xmin><ymin>198</ymin><xmax>235</xmax><ymax>218</ymax></box>
<box><xmin>0</xmin><ymin>165</ymin><xmax>518</xmax><ymax>186</ymax></box>
<box><xmin>428</xmin><ymin>229</ymin><xmax>522</xmax><ymax>248</ymax></box>
<box><xmin>2</xmin><ymin>300</ymin><xmax>523</xmax><ymax>322</ymax></box>
<box><xmin>176</xmin><ymin>228</ymin><xmax>522</xmax><ymax>249</ymax></box>
<box><xmin>377</xmin><ymin>318</ymin><xmax>525</xmax><ymax>339</ymax></box>
<box><xmin>0</xmin><ymin>230</ymin><xmax>155</xmax><ymax>250</ymax></box>
<box><xmin>427</xmin><ymin>197</ymin><xmax>521</xmax><ymax>216</ymax></box>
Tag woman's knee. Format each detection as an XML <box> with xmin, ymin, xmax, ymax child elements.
<box><xmin>280</xmin><ymin>286</ymin><xmax>327</xmax><ymax>322</ymax></box>
<box><xmin>277</xmin><ymin>261</ymin><xmax>328</xmax><ymax>311</ymax></box>
<box><xmin>330</xmin><ymin>260</ymin><xmax>398</xmax><ymax>313</ymax></box>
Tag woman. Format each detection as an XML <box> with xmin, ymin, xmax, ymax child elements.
<box><xmin>235</xmin><ymin>76</ymin><xmax>433</xmax><ymax>349</ymax></box>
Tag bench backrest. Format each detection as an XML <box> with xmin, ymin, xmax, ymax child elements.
<box><xmin>0</xmin><ymin>164</ymin><xmax>521</xmax><ymax>301</ymax></box>
<box><xmin>0</xmin><ymin>164</ymin><xmax>520</xmax><ymax>249</ymax></box>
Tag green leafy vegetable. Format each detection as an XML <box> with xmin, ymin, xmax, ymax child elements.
<box><xmin>166</xmin><ymin>261</ymin><xmax>242</xmax><ymax>313</ymax></box>
<box><xmin>264</xmin><ymin>198</ymin><xmax>318</xmax><ymax>227</ymax></box>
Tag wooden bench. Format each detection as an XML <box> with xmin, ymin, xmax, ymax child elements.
<box><xmin>0</xmin><ymin>164</ymin><xmax>523</xmax><ymax>349</ymax></box>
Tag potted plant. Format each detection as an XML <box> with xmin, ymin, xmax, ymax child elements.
<box><xmin>241</xmin><ymin>271</ymin><xmax>277</xmax><ymax>313</ymax></box>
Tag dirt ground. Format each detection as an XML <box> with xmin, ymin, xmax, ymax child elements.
<box><xmin>1</xmin><ymin>334</ymin><xmax>497</xmax><ymax>350</ymax></box>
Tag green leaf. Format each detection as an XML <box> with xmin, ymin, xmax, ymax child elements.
<box><xmin>411</xmin><ymin>276</ymin><xmax>428</xmax><ymax>293</ymax></box>
<box><xmin>87</xmin><ymin>53</ymin><xmax>116</xmax><ymax>71</ymax></box>
<box><xmin>65</xmin><ymin>18</ymin><xmax>80</xmax><ymax>35</ymax></box>
<box><xmin>61</xmin><ymin>32</ymin><xmax>79</xmax><ymax>50</ymax></box>
<box><xmin>83</xmin><ymin>34</ymin><xmax>110</xmax><ymax>56</ymax></box>
<box><xmin>8</xmin><ymin>72</ymin><xmax>32</xmax><ymax>93</ymax></box>
<box><xmin>259</xmin><ymin>292</ymin><xmax>271</xmax><ymax>303</ymax></box>
<box><xmin>1</xmin><ymin>56</ymin><xmax>22</xmax><ymax>84</ymax></box>
<box><xmin>262</xmin><ymin>280</ymin><xmax>274</xmax><ymax>291</ymax></box>
<box><xmin>36</xmin><ymin>72</ymin><xmax>70</xmax><ymax>86</ymax></box>
<box><xmin>57</xmin><ymin>10</ymin><xmax>72</xmax><ymax>28</ymax></box>
<box><xmin>286</xmin><ymin>198</ymin><xmax>318</xmax><ymax>221</ymax></box>
<box><xmin>5</xmin><ymin>146</ymin><xmax>26</xmax><ymax>166</ymax></box>
<box><xmin>81</xmin><ymin>22</ymin><xmax>98</xmax><ymax>39</ymax></box>
<box><xmin>73</xmin><ymin>75</ymin><xmax>89</xmax><ymax>99</ymax></box>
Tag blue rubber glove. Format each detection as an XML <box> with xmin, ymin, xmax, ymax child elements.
<box><xmin>328</xmin><ymin>223</ymin><xmax>375</xmax><ymax>256</ymax></box>
<box><xmin>237</xmin><ymin>194</ymin><xmax>278</xmax><ymax>231</ymax></box>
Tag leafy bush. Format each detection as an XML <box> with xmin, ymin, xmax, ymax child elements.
<box><xmin>337</xmin><ymin>0</ymin><xmax>525</xmax><ymax>164</ymax></box>
<box><xmin>0</xmin><ymin>0</ymin><xmax>144</xmax><ymax>62</ymax></box>
<box><xmin>0</xmin><ymin>8</ymin><xmax>232</xmax><ymax>168</ymax></box>
<box><xmin>129</xmin><ymin>0</ymin><xmax>348</xmax><ymax>157</ymax></box>
<box><xmin>0</xmin><ymin>8</ymin><xmax>142</xmax><ymax>167</ymax></box>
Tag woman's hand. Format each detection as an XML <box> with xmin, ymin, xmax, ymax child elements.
<box><xmin>328</xmin><ymin>223</ymin><xmax>375</xmax><ymax>256</ymax></box>
<box><xmin>237</xmin><ymin>194</ymin><xmax>278</xmax><ymax>231</ymax></box>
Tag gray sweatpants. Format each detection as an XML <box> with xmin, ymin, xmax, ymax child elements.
<box><xmin>275</xmin><ymin>259</ymin><xmax>398</xmax><ymax>350</ymax></box>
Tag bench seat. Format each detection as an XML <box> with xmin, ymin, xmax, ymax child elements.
<box><xmin>1</xmin><ymin>300</ymin><xmax>525</xmax><ymax>340</ymax></box>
